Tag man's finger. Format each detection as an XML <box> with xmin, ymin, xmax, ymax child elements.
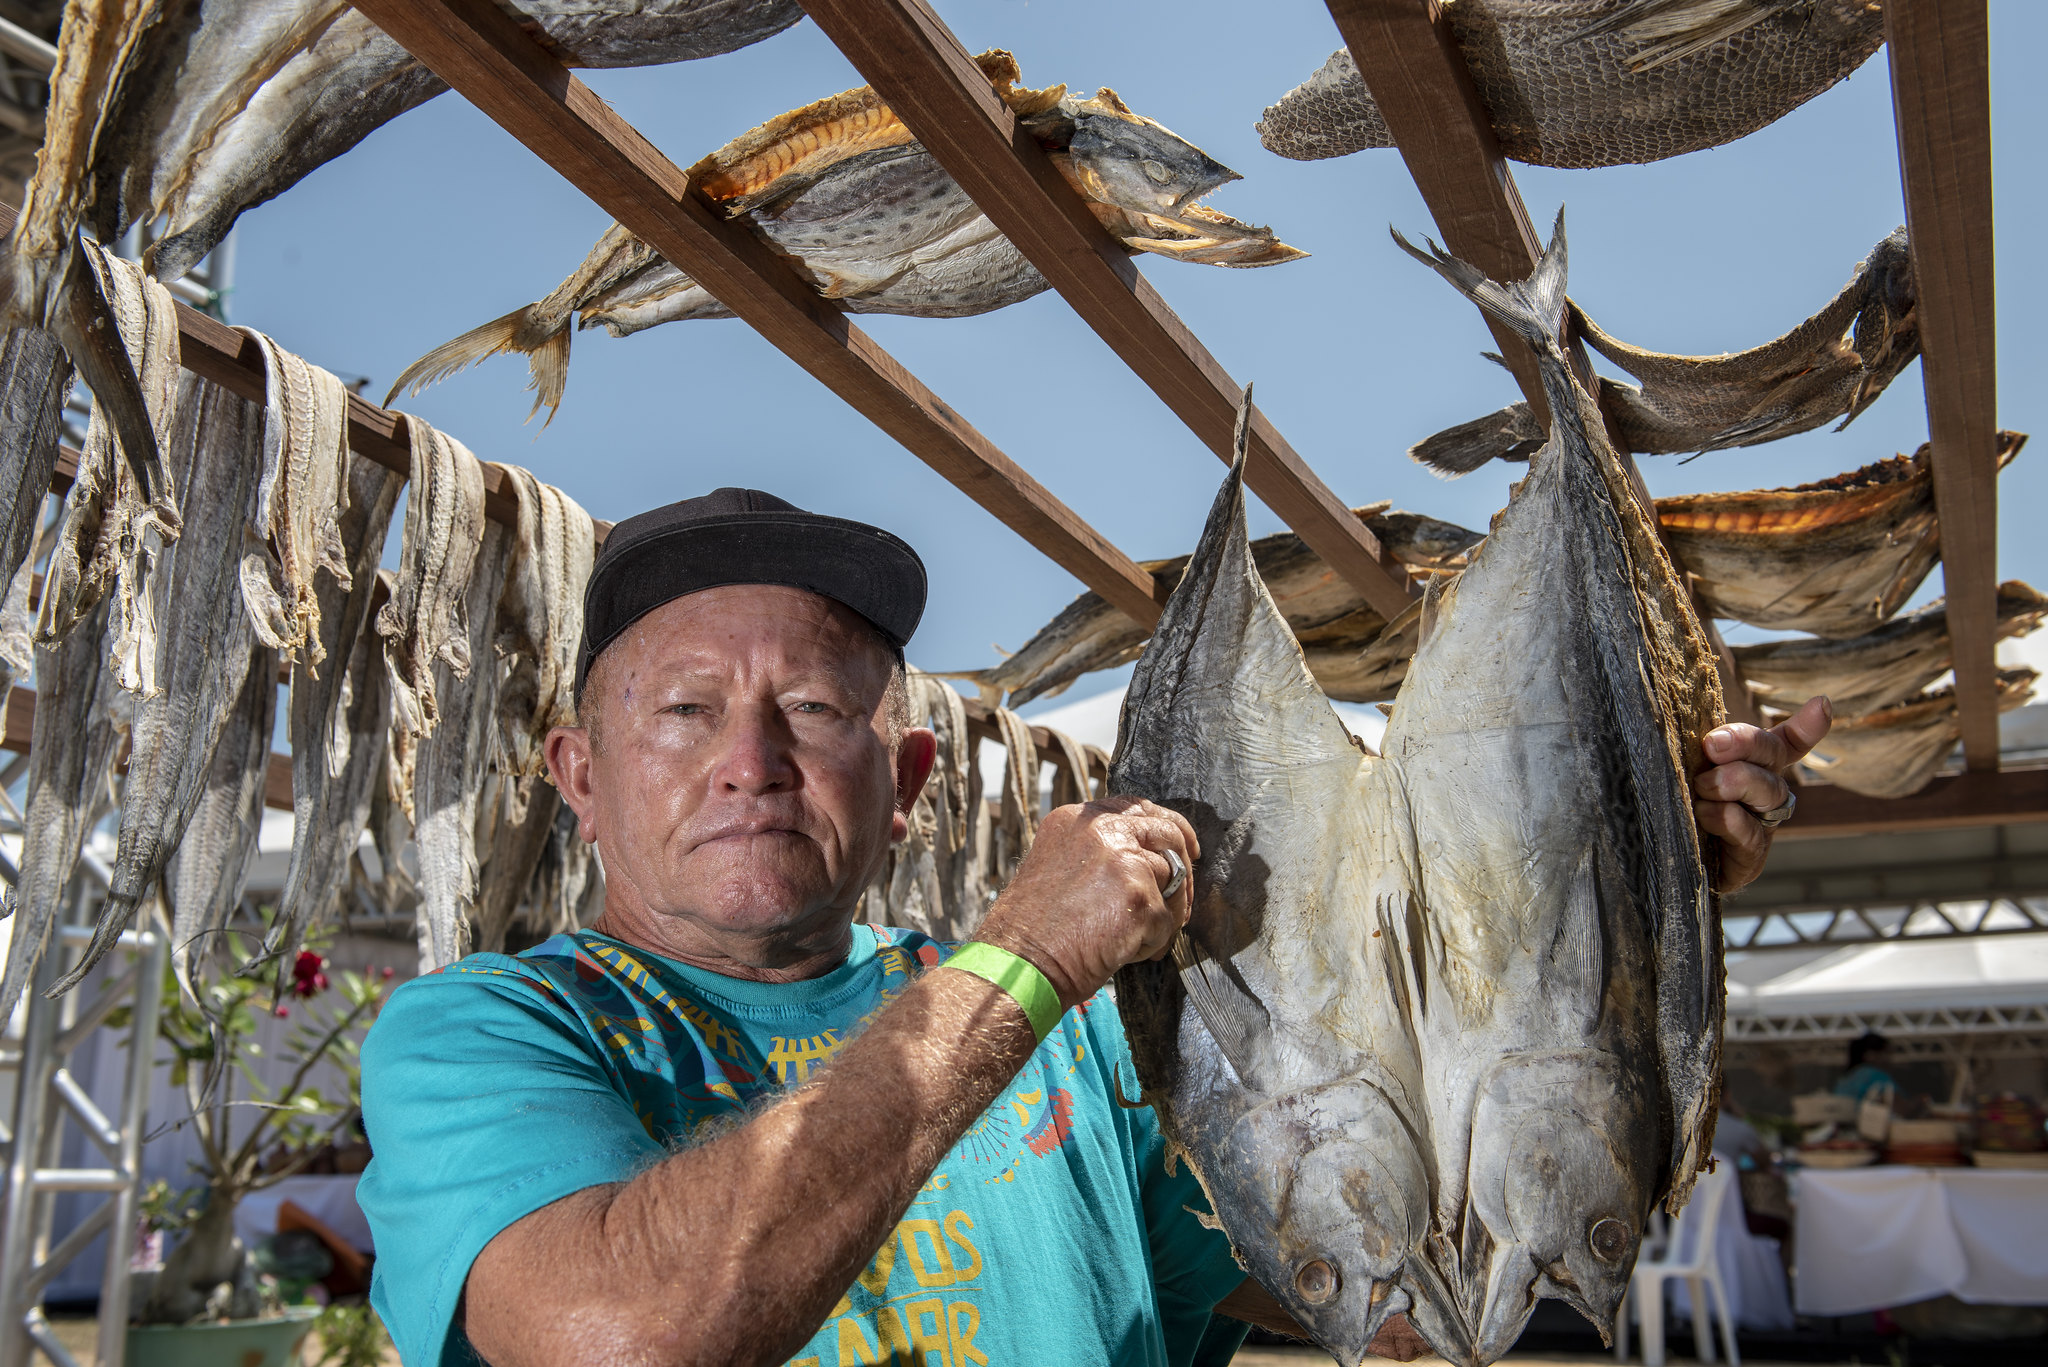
<box><xmin>1693</xmin><ymin>759</ymin><xmax>1790</xmax><ymax>816</ymax></box>
<box><xmin>1697</xmin><ymin>798</ymin><xmax>1766</xmax><ymax>891</ymax></box>
<box><xmin>1774</xmin><ymin>694</ymin><xmax>1833</xmax><ymax>765</ymax></box>
<box><xmin>1701</xmin><ymin>696</ymin><xmax>1832</xmax><ymax>774</ymax></box>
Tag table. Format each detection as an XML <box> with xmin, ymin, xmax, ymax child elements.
<box><xmin>1793</xmin><ymin>1167</ymin><xmax>2048</xmax><ymax>1314</ymax></box>
<box><xmin>233</xmin><ymin>1174</ymin><xmax>374</xmax><ymax>1255</ymax></box>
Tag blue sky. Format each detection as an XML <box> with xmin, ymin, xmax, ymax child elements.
<box><xmin>222</xmin><ymin>1</ymin><xmax>2047</xmax><ymax>715</ymax></box>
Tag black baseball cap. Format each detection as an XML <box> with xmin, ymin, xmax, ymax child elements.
<box><xmin>575</xmin><ymin>487</ymin><xmax>926</xmax><ymax>694</ymax></box>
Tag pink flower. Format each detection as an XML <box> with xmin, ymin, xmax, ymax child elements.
<box><xmin>273</xmin><ymin>1004</ymin><xmax>290</xmax><ymax>1018</ymax></box>
<box><xmin>291</xmin><ymin>951</ymin><xmax>328</xmax><ymax>998</ymax></box>
<box><xmin>380</xmin><ymin>966</ymin><xmax>394</xmax><ymax>980</ymax></box>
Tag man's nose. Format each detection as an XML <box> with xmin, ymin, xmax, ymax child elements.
<box><xmin>713</xmin><ymin>705</ymin><xmax>798</xmax><ymax>793</ymax></box>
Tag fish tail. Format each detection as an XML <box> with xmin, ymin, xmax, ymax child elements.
<box><xmin>1391</xmin><ymin>210</ymin><xmax>1569</xmax><ymax>361</ymax></box>
<box><xmin>385</xmin><ymin>304</ymin><xmax>571</xmax><ymax>421</ymax></box>
<box><xmin>1408</xmin><ymin>402</ymin><xmax>1546</xmax><ymax>477</ymax></box>
<box><xmin>926</xmin><ymin>668</ymin><xmax>1004</xmax><ymax>709</ymax></box>
<box><xmin>44</xmin><ymin>889</ymin><xmax>138</xmax><ymax>998</ymax></box>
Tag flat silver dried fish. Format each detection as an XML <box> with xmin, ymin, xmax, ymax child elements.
<box><xmin>469</xmin><ymin>770</ymin><xmax>562</xmax><ymax>954</ymax></box>
<box><xmin>527</xmin><ymin>799</ymin><xmax>603</xmax><ymax>937</ymax></box>
<box><xmin>1413</xmin><ymin>229</ymin><xmax>1916</xmax><ymax>473</ymax></box>
<box><xmin>0</xmin><ymin>325</ymin><xmax>77</xmax><ymax>686</ymax></box>
<box><xmin>1736</xmin><ymin>582</ymin><xmax>2048</xmax><ymax>717</ymax></box>
<box><xmin>488</xmin><ymin>462</ymin><xmax>594</xmax><ymax>776</ymax></box>
<box><xmin>1659</xmin><ymin>433</ymin><xmax>2024</xmax><ymax>637</ymax></box>
<box><xmin>862</xmin><ymin>672</ymin><xmax>1001</xmax><ymax>940</ymax></box>
<box><xmin>1258</xmin><ymin>2</ymin><xmax>1884</xmax><ymax>169</ymax></box>
<box><xmin>1801</xmin><ymin>669</ymin><xmax>2036</xmax><ymax>799</ymax></box>
<box><xmin>238</xmin><ymin>327</ymin><xmax>351</xmax><ymax>669</ymax></box>
<box><xmin>52</xmin><ymin>368</ymin><xmax>268</xmax><ymax>996</ymax></box>
<box><xmin>376</xmin><ymin>413</ymin><xmax>486</xmax><ymax>813</ymax></box>
<box><xmin>390</xmin><ymin>52</ymin><xmax>1302</xmax><ymax>419</ymax></box>
<box><xmin>946</xmin><ymin>507</ymin><xmax>1478</xmax><ymax>708</ymax></box>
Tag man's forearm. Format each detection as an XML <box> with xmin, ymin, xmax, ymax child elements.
<box><xmin>465</xmin><ymin>966</ymin><xmax>1038</xmax><ymax>1367</ymax></box>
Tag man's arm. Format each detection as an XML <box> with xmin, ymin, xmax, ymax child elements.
<box><xmin>463</xmin><ymin>796</ymin><xmax>1197</xmax><ymax>1367</ymax></box>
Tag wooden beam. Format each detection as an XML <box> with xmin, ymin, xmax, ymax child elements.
<box><xmin>0</xmin><ymin>684</ymin><xmax>295</xmax><ymax>811</ymax></box>
<box><xmin>797</xmin><ymin>0</ymin><xmax>1416</xmax><ymax>619</ymax></box>
<box><xmin>1886</xmin><ymin>1</ymin><xmax>2000</xmax><ymax>770</ymax></box>
<box><xmin>348</xmin><ymin>0</ymin><xmax>1164</xmax><ymax>627</ymax></box>
<box><xmin>1325</xmin><ymin>0</ymin><xmax>1761</xmax><ymax>725</ymax></box>
<box><xmin>1778</xmin><ymin>768</ymin><xmax>2048</xmax><ymax>839</ymax></box>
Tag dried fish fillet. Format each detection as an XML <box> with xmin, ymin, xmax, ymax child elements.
<box><xmin>1413</xmin><ymin>229</ymin><xmax>1917</xmax><ymax>473</ymax></box>
<box><xmin>1736</xmin><ymin>582</ymin><xmax>2048</xmax><ymax>717</ymax></box>
<box><xmin>390</xmin><ymin>51</ymin><xmax>1302</xmax><ymax>419</ymax></box>
<box><xmin>862</xmin><ymin>672</ymin><xmax>1000</xmax><ymax>940</ymax></box>
<box><xmin>377</xmin><ymin>413</ymin><xmax>486</xmax><ymax>812</ymax></box>
<box><xmin>946</xmin><ymin>507</ymin><xmax>1478</xmax><ymax>708</ymax></box>
<box><xmin>1801</xmin><ymin>669</ymin><xmax>2037</xmax><ymax>799</ymax></box>
<box><xmin>469</xmin><ymin>771</ymin><xmax>562</xmax><ymax>955</ymax></box>
<box><xmin>1258</xmin><ymin>3</ymin><xmax>1884</xmax><ymax>169</ymax></box>
<box><xmin>488</xmin><ymin>462</ymin><xmax>594</xmax><ymax>776</ymax></box>
<box><xmin>239</xmin><ymin>328</ymin><xmax>351</xmax><ymax>669</ymax></box>
<box><xmin>52</xmin><ymin>369</ymin><xmax>268</xmax><ymax>996</ymax></box>
<box><xmin>1660</xmin><ymin>433</ymin><xmax>2024</xmax><ymax>637</ymax></box>
<box><xmin>528</xmin><ymin>799</ymin><xmax>602</xmax><ymax>937</ymax></box>
<box><xmin>0</xmin><ymin>327</ymin><xmax>77</xmax><ymax>674</ymax></box>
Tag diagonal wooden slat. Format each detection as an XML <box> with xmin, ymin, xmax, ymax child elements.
<box><xmin>348</xmin><ymin>0</ymin><xmax>1165</xmax><ymax>627</ymax></box>
<box><xmin>1886</xmin><ymin>0</ymin><xmax>2000</xmax><ymax>770</ymax></box>
<box><xmin>796</xmin><ymin>0</ymin><xmax>1417</xmax><ymax>619</ymax></box>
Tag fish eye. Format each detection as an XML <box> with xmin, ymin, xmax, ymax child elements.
<box><xmin>1588</xmin><ymin>1217</ymin><xmax>1630</xmax><ymax>1263</ymax></box>
<box><xmin>1141</xmin><ymin>158</ymin><xmax>1171</xmax><ymax>184</ymax></box>
<box><xmin>1295</xmin><ymin>1258</ymin><xmax>1339</xmax><ymax>1303</ymax></box>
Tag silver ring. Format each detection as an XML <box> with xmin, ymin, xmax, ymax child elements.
<box><xmin>1160</xmin><ymin>849</ymin><xmax>1188</xmax><ymax>901</ymax></box>
<box><xmin>1750</xmin><ymin>791</ymin><xmax>1797</xmax><ymax>829</ymax></box>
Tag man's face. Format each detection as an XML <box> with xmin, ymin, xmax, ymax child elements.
<box><xmin>545</xmin><ymin>585</ymin><xmax>932</xmax><ymax>954</ymax></box>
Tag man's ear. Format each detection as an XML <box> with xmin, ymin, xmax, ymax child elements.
<box><xmin>891</xmin><ymin>727</ymin><xmax>938</xmax><ymax>842</ymax></box>
<box><xmin>544</xmin><ymin>725</ymin><xmax>600</xmax><ymax>844</ymax></box>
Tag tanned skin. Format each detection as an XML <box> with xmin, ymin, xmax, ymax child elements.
<box><xmin>460</xmin><ymin>583</ymin><xmax>1827</xmax><ymax>1366</ymax></box>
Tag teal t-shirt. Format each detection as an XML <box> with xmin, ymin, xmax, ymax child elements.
<box><xmin>358</xmin><ymin>924</ymin><xmax>1251</xmax><ymax>1366</ymax></box>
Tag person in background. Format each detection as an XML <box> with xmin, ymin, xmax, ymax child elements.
<box><xmin>1832</xmin><ymin>1031</ymin><xmax>1897</xmax><ymax>1101</ymax></box>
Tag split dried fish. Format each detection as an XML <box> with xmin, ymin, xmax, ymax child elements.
<box><xmin>1660</xmin><ymin>433</ymin><xmax>2024</xmax><ymax>637</ymax></box>
<box><xmin>7</xmin><ymin>0</ymin><xmax>803</xmax><ymax>307</ymax></box>
<box><xmin>1412</xmin><ymin>229</ymin><xmax>1916</xmax><ymax>473</ymax></box>
<box><xmin>1258</xmin><ymin>2</ymin><xmax>1884</xmax><ymax>169</ymax></box>
<box><xmin>376</xmin><ymin>414</ymin><xmax>486</xmax><ymax>812</ymax></box>
<box><xmin>468</xmin><ymin>770</ymin><xmax>562</xmax><ymax>955</ymax></box>
<box><xmin>35</xmin><ymin>240</ymin><xmax>182</xmax><ymax>695</ymax></box>
<box><xmin>1801</xmin><ymin>669</ymin><xmax>2036</xmax><ymax>799</ymax></box>
<box><xmin>0</xmin><ymin>598</ymin><xmax>126</xmax><ymax>1022</ymax></box>
<box><xmin>947</xmin><ymin>507</ymin><xmax>1478</xmax><ymax>708</ymax></box>
<box><xmin>1736</xmin><ymin>582</ymin><xmax>2048</xmax><ymax>717</ymax></box>
<box><xmin>238</xmin><ymin>328</ymin><xmax>351</xmax><ymax>669</ymax></box>
<box><xmin>52</xmin><ymin>368</ymin><xmax>268</xmax><ymax>996</ymax></box>
<box><xmin>489</xmin><ymin>462</ymin><xmax>594</xmax><ymax>776</ymax></box>
<box><xmin>389</xmin><ymin>51</ymin><xmax>1302</xmax><ymax>419</ymax></box>
<box><xmin>1115</xmin><ymin>222</ymin><xmax>1725</xmax><ymax>1367</ymax></box>
<box><xmin>527</xmin><ymin>799</ymin><xmax>603</xmax><ymax>937</ymax></box>
<box><xmin>0</xmin><ymin>324</ymin><xmax>77</xmax><ymax>685</ymax></box>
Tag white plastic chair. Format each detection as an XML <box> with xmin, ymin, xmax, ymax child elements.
<box><xmin>1614</xmin><ymin>1164</ymin><xmax>1741</xmax><ymax>1367</ymax></box>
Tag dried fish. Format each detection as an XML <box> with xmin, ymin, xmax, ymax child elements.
<box><xmin>1258</xmin><ymin>2</ymin><xmax>1884</xmax><ymax>169</ymax></box>
<box><xmin>946</xmin><ymin>507</ymin><xmax>1478</xmax><ymax>708</ymax></box>
<box><xmin>1736</xmin><ymin>582</ymin><xmax>2048</xmax><ymax>717</ymax></box>
<box><xmin>238</xmin><ymin>328</ymin><xmax>351</xmax><ymax>669</ymax></box>
<box><xmin>0</xmin><ymin>325</ymin><xmax>76</xmax><ymax>680</ymax></box>
<box><xmin>527</xmin><ymin>798</ymin><xmax>602</xmax><ymax>937</ymax></box>
<box><xmin>488</xmin><ymin>462</ymin><xmax>594</xmax><ymax>776</ymax></box>
<box><xmin>376</xmin><ymin>414</ymin><xmax>486</xmax><ymax>812</ymax></box>
<box><xmin>1802</xmin><ymin>669</ymin><xmax>2037</xmax><ymax>799</ymax></box>
<box><xmin>1412</xmin><ymin>229</ymin><xmax>1916</xmax><ymax>473</ymax></box>
<box><xmin>468</xmin><ymin>770</ymin><xmax>562</xmax><ymax>955</ymax></box>
<box><xmin>51</xmin><ymin>368</ymin><xmax>267</xmax><ymax>995</ymax></box>
<box><xmin>390</xmin><ymin>51</ymin><xmax>1302</xmax><ymax>419</ymax></box>
<box><xmin>0</xmin><ymin>598</ymin><xmax>126</xmax><ymax>1022</ymax></box>
<box><xmin>35</xmin><ymin>240</ymin><xmax>182</xmax><ymax>696</ymax></box>
<box><xmin>164</xmin><ymin>639</ymin><xmax>278</xmax><ymax>990</ymax></box>
<box><xmin>1660</xmin><ymin>433</ymin><xmax>2024</xmax><ymax>637</ymax></box>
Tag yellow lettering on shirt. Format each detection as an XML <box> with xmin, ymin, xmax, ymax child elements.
<box><xmin>873</xmin><ymin>1306</ymin><xmax>914</xmax><ymax>1360</ymax></box>
<box><xmin>947</xmin><ymin>1301</ymin><xmax>988</xmax><ymax>1366</ymax></box>
<box><xmin>942</xmin><ymin>1211</ymin><xmax>982</xmax><ymax>1283</ymax></box>
<box><xmin>906</xmin><ymin>1297</ymin><xmax>951</xmax><ymax>1366</ymax></box>
<box><xmin>899</xmin><ymin>1220</ymin><xmax>960</xmax><ymax>1288</ymax></box>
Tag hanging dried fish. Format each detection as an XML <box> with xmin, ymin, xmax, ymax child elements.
<box><xmin>1736</xmin><ymin>582</ymin><xmax>2048</xmax><ymax>717</ymax></box>
<box><xmin>1801</xmin><ymin>669</ymin><xmax>2037</xmax><ymax>799</ymax></box>
<box><xmin>376</xmin><ymin>414</ymin><xmax>486</xmax><ymax>812</ymax></box>
<box><xmin>1257</xmin><ymin>2</ymin><xmax>1884</xmax><ymax>169</ymax></box>
<box><xmin>0</xmin><ymin>325</ymin><xmax>76</xmax><ymax>686</ymax></box>
<box><xmin>946</xmin><ymin>507</ymin><xmax>1478</xmax><ymax>708</ymax></box>
<box><xmin>0</xmin><ymin>598</ymin><xmax>127</xmax><ymax>1022</ymax></box>
<box><xmin>35</xmin><ymin>240</ymin><xmax>182</xmax><ymax>694</ymax></box>
<box><xmin>49</xmin><ymin>368</ymin><xmax>267</xmax><ymax>996</ymax></box>
<box><xmin>526</xmin><ymin>799</ymin><xmax>602</xmax><ymax>938</ymax></box>
<box><xmin>238</xmin><ymin>328</ymin><xmax>351</xmax><ymax>669</ymax></box>
<box><xmin>1412</xmin><ymin>229</ymin><xmax>1916</xmax><ymax>473</ymax></box>
<box><xmin>389</xmin><ymin>51</ymin><xmax>1302</xmax><ymax>420</ymax></box>
<box><xmin>467</xmin><ymin>769</ymin><xmax>562</xmax><ymax>955</ymax></box>
<box><xmin>1660</xmin><ymin>433</ymin><xmax>2024</xmax><ymax>637</ymax></box>
<box><xmin>488</xmin><ymin>462</ymin><xmax>594</xmax><ymax>776</ymax></box>
<box><xmin>990</xmin><ymin>703</ymin><xmax>1038</xmax><ymax>882</ymax></box>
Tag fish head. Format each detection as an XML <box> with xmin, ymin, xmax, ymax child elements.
<box><xmin>1062</xmin><ymin>88</ymin><xmax>1241</xmax><ymax>218</ymax></box>
<box><xmin>1465</xmin><ymin>1051</ymin><xmax>1655</xmax><ymax>1359</ymax></box>
<box><xmin>1217</xmin><ymin>1077</ymin><xmax>1429</xmax><ymax>1366</ymax></box>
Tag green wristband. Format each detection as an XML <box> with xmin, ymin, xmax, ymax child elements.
<box><xmin>944</xmin><ymin>942</ymin><xmax>1065</xmax><ymax>1042</ymax></box>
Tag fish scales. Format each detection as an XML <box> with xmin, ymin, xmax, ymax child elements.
<box><xmin>51</xmin><ymin>367</ymin><xmax>269</xmax><ymax>995</ymax></box>
<box><xmin>0</xmin><ymin>597</ymin><xmax>126</xmax><ymax>1022</ymax></box>
<box><xmin>1257</xmin><ymin>2</ymin><xmax>1884</xmax><ymax>170</ymax></box>
<box><xmin>239</xmin><ymin>328</ymin><xmax>352</xmax><ymax>669</ymax></box>
<box><xmin>389</xmin><ymin>51</ymin><xmax>1301</xmax><ymax>420</ymax></box>
<box><xmin>1412</xmin><ymin>229</ymin><xmax>1917</xmax><ymax>474</ymax></box>
<box><xmin>1801</xmin><ymin>669</ymin><xmax>2036</xmax><ymax>799</ymax></box>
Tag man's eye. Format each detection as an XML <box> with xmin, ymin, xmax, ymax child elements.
<box><xmin>793</xmin><ymin>702</ymin><xmax>830</xmax><ymax>714</ymax></box>
<box><xmin>667</xmin><ymin>703</ymin><xmax>706</xmax><ymax>716</ymax></box>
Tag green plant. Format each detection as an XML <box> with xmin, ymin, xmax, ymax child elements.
<box><xmin>310</xmin><ymin>1302</ymin><xmax>392</xmax><ymax>1367</ymax></box>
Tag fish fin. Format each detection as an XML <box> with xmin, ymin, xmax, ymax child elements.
<box><xmin>524</xmin><ymin>324</ymin><xmax>572</xmax><ymax>426</ymax></box>
<box><xmin>1408</xmin><ymin>402</ymin><xmax>1544</xmax><ymax>476</ymax></box>
<box><xmin>1169</xmin><ymin>924</ymin><xmax>1270</xmax><ymax>1086</ymax></box>
<box><xmin>385</xmin><ymin>305</ymin><xmax>566</xmax><ymax>418</ymax></box>
<box><xmin>1577</xmin><ymin>0</ymin><xmax>1794</xmax><ymax>72</ymax></box>
<box><xmin>1392</xmin><ymin>211</ymin><xmax>1569</xmax><ymax>361</ymax></box>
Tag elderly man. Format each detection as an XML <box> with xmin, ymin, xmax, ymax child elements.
<box><xmin>360</xmin><ymin>488</ymin><xmax>1828</xmax><ymax>1367</ymax></box>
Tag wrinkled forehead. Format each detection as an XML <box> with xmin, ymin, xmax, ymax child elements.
<box><xmin>591</xmin><ymin>584</ymin><xmax>895</xmax><ymax>695</ymax></box>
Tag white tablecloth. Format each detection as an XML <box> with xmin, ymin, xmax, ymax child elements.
<box><xmin>1794</xmin><ymin>1168</ymin><xmax>2048</xmax><ymax>1314</ymax></box>
<box><xmin>233</xmin><ymin>1174</ymin><xmax>373</xmax><ymax>1255</ymax></box>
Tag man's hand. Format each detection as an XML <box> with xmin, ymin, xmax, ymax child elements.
<box><xmin>1215</xmin><ymin>1280</ymin><xmax>1430</xmax><ymax>1360</ymax></box>
<box><xmin>1694</xmin><ymin>695</ymin><xmax>1832</xmax><ymax>894</ymax></box>
<box><xmin>975</xmin><ymin>795</ymin><xmax>1199</xmax><ymax>1009</ymax></box>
